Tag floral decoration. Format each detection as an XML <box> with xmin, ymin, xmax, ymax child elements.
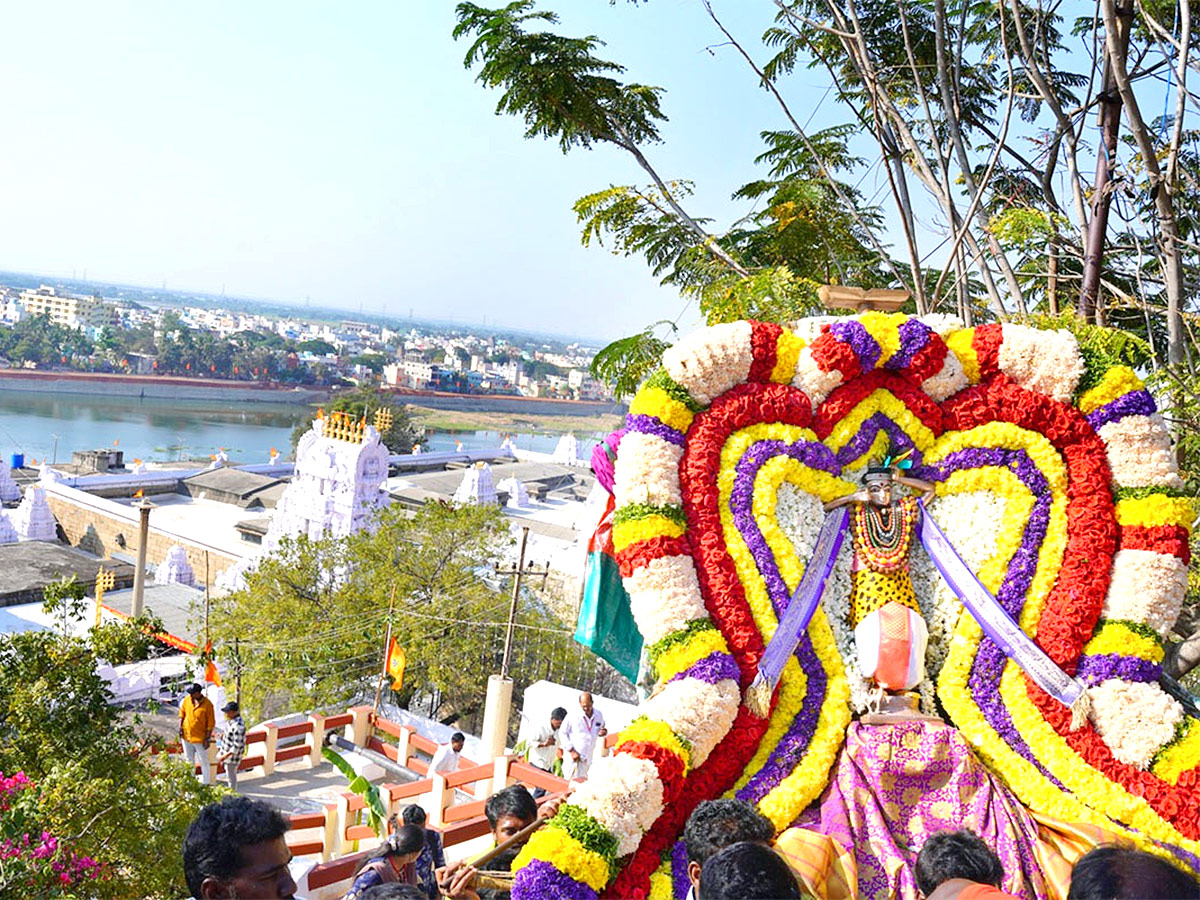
<box><xmin>510</xmin><ymin>313</ymin><xmax>1200</xmax><ymax>900</ymax></box>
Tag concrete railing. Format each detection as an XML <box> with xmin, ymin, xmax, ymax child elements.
<box><xmin>291</xmin><ymin>706</ymin><xmax>569</xmax><ymax>893</ymax></box>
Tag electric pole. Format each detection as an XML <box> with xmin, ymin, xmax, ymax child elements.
<box><xmin>494</xmin><ymin>527</ymin><xmax>549</xmax><ymax>679</ymax></box>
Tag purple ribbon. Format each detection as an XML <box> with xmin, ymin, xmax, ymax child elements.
<box><xmin>917</xmin><ymin>502</ymin><xmax>1086</xmax><ymax>711</ymax></box>
<box><xmin>748</xmin><ymin>507</ymin><xmax>849</xmax><ymax>696</ymax></box>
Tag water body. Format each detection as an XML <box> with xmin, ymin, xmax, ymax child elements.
<box><xmin>0</xmin><ymin>391</ymin><xmax>599</xmax><ymax>466</ymax></box>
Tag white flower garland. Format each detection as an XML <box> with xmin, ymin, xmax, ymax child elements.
<box><xmin>1097</xmin><ymin>414</ymin><xmax>1185</xmax><ymax>489</ymax></box>
<box><xmin>793</xmin><ymin>346</ymin><xmax>843</xmax><ymax>407</ymax></box>
<box><xmin>643</xmin><ymin>676</ymin><xmax>741</xmax><ymax>767</ymax></box>
<box><xmin>997</xmin><ymin>324</ymin><xmax>1083</xmax><ymax>403</ymax></box>
<box><xmin>613</xmin><ymin>432</ymin><xmax>684</xmax><ymax>508</ymax></box>
<box><xmin>662</xmin><ymin>321</ymin><xmax>754</xmax><ymax>406</ymax></box>
<box><xmin>572</xmin><ymin>756</ymin><xmax>665</xmax><ymax>856</ymax></box>
<box><xmin>921</xmin><ymin>349</ymin><xmax>968</xmax><ymax>402</ymax></box>
<box><xmin>1101</xmin><ymin>548</ymin><xmax>1188</xmax><ymax>635</ymax></box>
<box><xmin>1088</xmin><ymin>679</ymin><xmax>1184</xmax><ymax>769</ymax></box>
<box><xmin>624</xmin><ymin>555</ymin><xmax>709</xmax><ymax>646</ymax></box>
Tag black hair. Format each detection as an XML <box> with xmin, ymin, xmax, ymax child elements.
<box><xmin>683</xmin><ymin>798</ymin><xmax>774</xmax><ymax>866</ymax></box>
<box><xmin>451</xmin><ymin>732</ymin><xmax>465</xmax><ymax>743</ymax></box>
<box><xmin>360</xmin><ymin>885</ymin><xmax>428</xmax><ymax>900</ymax></box>
<box><xmin>485</xmin><ymin>784</ymin><xmax>537</xmax><ymax>829</ymax></box>
<box><xmin>698</xmin><ymin>841</ymin><xmax>801</xmax><ymax>900</ymax></box>
<box><xmin>551</xmin><ymin>707</ymin><xmax>568</xmax><ymax>721</ymax></box>
<box><xmin>182</xmin><ymin>796</ymin><xmax>290</xmax><ymax>897</ymax></box>
<box><xmin>401</xmin><ymin>803</ymin><xmax>427</xmax><ymax>826</ymax></box>
<box><xmin>915</xmin><ymin>830</ymin><xmax>1004</xmax><ymax>895</ymax></box>
<box><xmin>354</xmin><ymin>825</ymin><xmax>426</xmax><ymax>877</ymax></box>
<box><xmin>1068</xmin><ymin>846</ymin><xmax>1200</xmax><ymax>900</ymax></box>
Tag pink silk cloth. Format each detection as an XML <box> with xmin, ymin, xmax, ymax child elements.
<box><xmin>785</xmin><ymin>720</ymin><xmax>1117</xmax><ymax>900</ymax></box>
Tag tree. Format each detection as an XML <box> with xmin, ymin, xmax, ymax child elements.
<box><xmin>209</xmin><ymin>503</ymin><xmax>612</xmax><ymax>727</ymax></box>
<box><xmin>298</xmin><ymin>338</ymin><xmax>338</xmax><ymax>356</ymax></box>
<box><xmin>0</xmin><ymin>629</ymin><xmax>218</xmax><ymax>898</ymax></box>
<box><xmin>290</xmin><ymin>385</ymin><xmax>423</xmax><ymax>456</ymax></box>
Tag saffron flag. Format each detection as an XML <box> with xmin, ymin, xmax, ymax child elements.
<box><xmin>385</xmin><ymin>638</ymin><xmax>405</xmax><ymax>691</ymax></box>
<box><xmin>575</xmin><ymin>492</ymin><xmax>643</xmax><ymax>682</ymax></box>
<box><xmin>203</xmin><ymin>642</ymin><xmax>222</xmax><ymax>687</ymax></box>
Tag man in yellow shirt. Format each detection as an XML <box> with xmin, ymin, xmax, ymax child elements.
<box><xmin>180</xmin><ymin>682</ymin><xmax>216</xmax><ymax>785</ymax></box>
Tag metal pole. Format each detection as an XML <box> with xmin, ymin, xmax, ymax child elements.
<box><xmin>234</xmin><ymin>636</ymin><xmax>242</xmax><ymax>705</ymax></box>
<box><xmin>500</xmin><ymin>527</ymin><xmax>528</xmax><ymax>680</ymax></box>
<box><xmin>372</xmin><ymin>585</ymin><xmax>398</xmax><ymax>719</ymax></box>
<box><xmin>130</xmin><ymin>498</ymin><xmax>153</xmax><ymax>617</ymax></box>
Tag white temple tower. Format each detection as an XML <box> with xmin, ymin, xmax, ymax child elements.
<box><xmin>157</xmin><ymin>544</ymin><xmax>196</xmax><ymax>585</ymax></box>
<box><xmin>453</xmin><ymin>462</ymin><xmax>498</xmax><ymax>506</ymax></box>
<box><xmin>13</xmin><ymin>486</ymin><xmax>57</xmax><ymax>542</ymax></box>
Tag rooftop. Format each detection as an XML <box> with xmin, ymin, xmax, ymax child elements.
<box><xmin>0</xmin><ymin>541</ymin><xmax>133</xmax><ymax>609</ymax></box>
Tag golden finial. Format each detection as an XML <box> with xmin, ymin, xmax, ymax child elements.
<box><xmin>94</xmin><ymin>566</ymin><xmax>117</xmax><ymax>627</ymax></box>
<box><xmin>374</xmin><ymin>407</ymin><xmax>393</xmax><ymax>433</ymax></box>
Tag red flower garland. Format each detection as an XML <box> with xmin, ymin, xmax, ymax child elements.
<box><xmin>906</xmin><ymin>331</ymin><xmax>949</xmax><ymax>384</ymax></box>
<box><xmin>603</xmin><ymin>708</ymin><xmax>771</xmax><ymax>900</ymax></box>
<box><xmin>813</xmin><ymin>370</ymin><xmax>944</xmax><ymax>441</ymax></box>
<box><xmin>971</xmin><ymin>323</ymin><xmax>1003</xmax><ymax>380</ymax></box>
<box><xmin>748</xmin><ymin>321</ymin><xmax>783</xmax><ymax>384</ymax></box>
<box><xmin>617</xmin><ymin>535</ymin><xmax>693</xmax><ymax>579</ymax></box>
<box><xmin>808</xmin><ymin>331</ymin><xmax>861</xmax><ymax>382</ymax></box>
<box><xmin>1121</xmin><ymin>524</ymin><xmax>1190</xmax><ymax>564</ymax></box>
<box><xmin>612</xmin><ymin>740</ymin><xmax>688</xmax><ymax>803</ymax></box>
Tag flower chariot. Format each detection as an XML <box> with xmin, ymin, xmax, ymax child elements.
<box><xmin>513</xmin><ymin>313</ymin><xmax>1198</xmax><ymax>900</ymax></box>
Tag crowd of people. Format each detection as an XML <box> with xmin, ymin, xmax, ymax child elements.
<box><xmin>177</xmin><ymin>691</ymin><xmax>1200</xmax><ymax>899</ymax></box>
<box><xmin>181</xmin><ymin>791</ymin><xmax>1200</xmax><ymax>900</ymax></box>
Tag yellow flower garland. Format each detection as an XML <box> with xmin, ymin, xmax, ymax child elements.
<box><xmin>618</xmin><ymin>718</ymin><xmax>692</xmax><ymax>771</ymax></box>
<box><xmin>1082</xmin><ymin>623</ymin><xmax>1164</xmax><ymax>663</ymax></box>
<box><xmin>859</xmin><ymin>311</ymin><xmax>904</xmax><ymax>365</ymax></box>
<box><xmin>772</xmin><ymin>331</ymin><xmax>806</xmax><ymax>385</ymax></box>
<box><xmin>944</xmin><ymin>329</ymin><xmax>980</xmax><ymax>384</ymax></box>
<box><xmin>822</xmin><ymin>391</ymin><xmax>938</xmax><ymax>463</ymax></box>
<box><xmin>1077</xmin><ymin>366</ymin><xmax>1145</xmax><ymax>414</ymax></box>
<box><xmin>629</xmin><ymin>386</ymin><xmax>696</xmax><ymax>434</ymax></box>
<box><xmin>1114</xmin><ymin>495</ymin><xmax>1194</xmax><ymax>531</ymax></box>
<box><xmin>514</xmin><ymin>828</ymin><xmax>612</xmax><ymax>892</ymax></box>
<box><xmin>648</xmin><ymin>868</ymin><xmax>675</xmax><ymax>900</ymax></box>
<box><xmin>612</xmin><ymin>515</ymin><xmax>688</xmax><ymax>553</ymax></box>
<box><xmin>1153</xmin><ymin>719</ymin><xmax>1200</xmax><ymax>784</ymax></box>
<box><xmin>654</xmin><ymin>628</ymin><xmax>732</xmax><ymax>686</ymax></box>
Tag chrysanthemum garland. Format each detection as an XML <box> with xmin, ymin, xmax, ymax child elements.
<box><xmin>510</xmin><ymin>314</ymin><xmax>1200</xmax><ymax>900</ymax></box>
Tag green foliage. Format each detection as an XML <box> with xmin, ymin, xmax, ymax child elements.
<box><xmin>0</xmin><ymin>631</ymin><xmax>219</xmax><ymax>898</ymax></box>
<box><xmin>0</xmin><ymin>315</ymin><xmax>94</xmax><ymax>366</ymax></box>
<box><xmin>322</xmin><ymin>747</ymin><xmax>388</xmax><ymax>836</ymax></box>
<box><xmin>41</xmin><ymin>576</ymin><xmax>88</xmax><ymax>633</ymax></box>
<box><xmin>588</xmin><ymin>321</ymin><xmax>675</xmax><ymax>398</ymax></box>
<box><xmin>291</xmin><ymin>385</ymin><xmax>423</xmax><ymax>455</ymax></box>
<box><xmin>91</xmin><ymin>613</ymin><xmax>167</xmax><ymax>666</ymax></box>
<box><xmin>453</xmin><ymin>2</ymin><xmax>667</xmax><ymax>153</ymax></box>
<box><xmin>299</xmin><ymin>338</ymin><xmax>339</xmax><ymax>356</ymax></box>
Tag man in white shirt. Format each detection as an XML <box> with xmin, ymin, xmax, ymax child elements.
<box><xmin>560</xmin><ymin>692</ymin><xmax>606</xmax><ymax>781</ymax></box>
<box><xmin>528</xmin><ymin>707</ymin><xmax>567</xmax><ymax>797</ymax></box>
<box><xmin>429</xmin><ymin>732</ymin><xmax>464</xmax><ymax>775</ymax></box>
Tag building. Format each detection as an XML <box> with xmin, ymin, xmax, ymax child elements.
<box><xmin>18</xmin><ymin>286</ymin><xmax>114</xmax><ymax>331</ymax></box>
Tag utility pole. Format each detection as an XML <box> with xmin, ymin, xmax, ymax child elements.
<box><xmin>494</xmin><ymin>527</ymin><xmax>550</xmax><ymax>679</ymax></box>
<box><xmin>234</xmin><ymin>637</ymin><xmax>242</xmax><ymax>704</ymax></box>
<box><xmin>477</xmin><ymin>527</ymin><xmax>549</xmax><ymax>797</ymax></box>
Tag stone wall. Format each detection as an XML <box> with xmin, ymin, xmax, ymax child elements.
<box><xmin>44</xmin><ymin>493</ymin><xmax>238</xmax><ymax>589</ymax></box>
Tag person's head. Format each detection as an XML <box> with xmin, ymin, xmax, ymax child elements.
<box><xmin>698</xmin><ymin>841</ymin><xmax>801</xmax><ymax>900</ymax></box>
<box><xmin>222</xmin><ymin>701</ymin><xmax>240</xmax><ymax>720</ymax></box>
<box><xmin>187</xmin><ymin>683</ymin><xmax>204</xmax><ymax>700</ymax></box>
<box><xmin>450</xmin><ymin>732</ymin><xmax>465</xmax><ymax>752</ymax></box>
<box><xmin>915</xmin><ymin>829</ymin><xmax>1004</xmax><ymax>896</ymax></box>
<box><xmin>1068</xmin><ymin>846</ymin><xmax>1200</xmax><ymax>900</ymax></box>
<box><xmin>683</xmin><ymin>798</ymin><xmax>775</xmax><ymax>890</ymax></box>
<box><xmin>864</xmin><ymin>468</ymin><xmax>894</xmax><ymax>506</ymax></box>
<box><xmin>579</xmin><ymin>692</ymin><xmax>593</xmax><ymax>715</ymax></box>
<box><xmin>381</xmin><ymin>825</ymin><xmax>425</xmax><ymax>866</ymax></box>
<box><xmin>359</xmin><ymin>886</ymin><xmax>428</xmax><ymax>900</ymax></box>
<box><xmin>484</xmin><ymin>784</ymin><xmax>538</xmax><ymax>844</ymax></box>
<box><xmin>182</xmin><ymin>796</ymin><xmax>296</xmax><ymax>899</ymax></box>
<box><xmin>550</xmin><ymin>706</ymin><xmax>567</xmax><ymax>730</ymax></box>
<box><xmin>400</xmin><ymin>804</ymin><xmax>427</xmax><ymax>833</ymax></box>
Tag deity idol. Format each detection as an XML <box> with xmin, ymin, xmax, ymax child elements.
<box><xmin>824</xmin><ymin>463</ymin><xmax>936</xmax><ymax>708</ymax></box>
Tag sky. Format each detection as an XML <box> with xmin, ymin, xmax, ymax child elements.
<box><xmin>0</xmin><ymin>1</ymin><xmax>848</xmax><ymax>343</ymax></box>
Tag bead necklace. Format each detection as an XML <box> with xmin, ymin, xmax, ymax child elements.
<box><xmin>853</xmin><ymin>496</ymin><xmax>916</xmax><ymax>572</ymax></box>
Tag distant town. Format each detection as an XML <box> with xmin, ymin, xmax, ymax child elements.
<box><xmin>0</xmin><ymin>276</ymin><xmax>615</xmax><ymax>402</ymax></box>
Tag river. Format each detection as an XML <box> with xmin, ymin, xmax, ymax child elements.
<box><xmin>0</xmin><ymin>391</ymin><xmax>598</xmax><ymax>467</ymax></box>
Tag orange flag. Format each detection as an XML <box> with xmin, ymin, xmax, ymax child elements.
<box><xmin>204</xmin><ymin>641</ymin><xmax>222</xmax><ymax>687</ymax></box>
<box><xmin>385</xmin><ymin>638</ymin><xmax>405</xmax><ymax>691</ymax></box>
<box><xmin>133</xmin><ymin>489</ymin><xmax>144</xmax><ymax>499</ymax></box>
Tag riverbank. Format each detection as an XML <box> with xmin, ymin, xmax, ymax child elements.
<box><xmin>408</xmin><ymin>405</ymin><xmax>623</xmax><ymax>434</ymax></box>
<box><xmin>0</xmin><ymin>369</ymin><xmax>327</xmax><ymax>404</ymax></box>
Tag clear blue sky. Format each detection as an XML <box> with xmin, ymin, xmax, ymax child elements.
<box><xmin>0</xmin><ymin>2</ymin><xmax>864</xmax><ymax>342</ymax></box>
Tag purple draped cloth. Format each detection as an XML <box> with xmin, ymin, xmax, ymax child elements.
<box><xmin>795</xmin><ymin>720</ymin><xmax>1051</xmax><ymax>900</ymax></box>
